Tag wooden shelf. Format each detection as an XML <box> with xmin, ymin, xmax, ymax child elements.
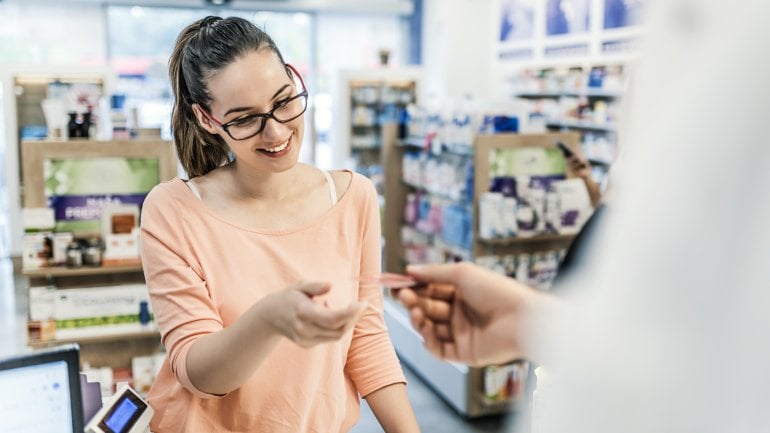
<box><xmin>478</xmin><ymin>234</ymin><xmax>576</xmax><ymax>246</ymax></box>
<box><xmin>22</xmin><ymin>264</ymin><xmax>143</xmax><ymax>278</ymax></box>
<box><xmin>515</xmin><ymin>89</ymin><xmax>623</xmax><ymax>99</ymax></box>
<box><xmin>401</xmin><ymin>179</ymin><xmax>470</xmax><ymax>204</ymax></box>
<box><xmin>546</xmin><ymin>120</ymin><xmax>617</xmax><ymax>133</ymax></box>
<box><xmin>28</xmin><ymin>325</ymin><xmax>159</xmax><ymax>348</ymax></box>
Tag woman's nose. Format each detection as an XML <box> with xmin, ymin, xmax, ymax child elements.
<box><xmin>259</xmin><ymin>116</ymin><xmax>290</xmax><ymax>140</ymax></box>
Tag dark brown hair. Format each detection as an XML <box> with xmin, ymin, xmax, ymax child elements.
<box><xmin>168</xmin><ymin>16</ymin><xmax>286</xmax><ymax>178</ymax></box>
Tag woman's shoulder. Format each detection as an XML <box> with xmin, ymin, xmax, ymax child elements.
<box><xmin>145</xmin><ymin>177</ymin><xmax>187</xmax><ymax>203</ymax></box>
<box><xmin>328</xmin><ymin>170</ymin><xmax>375</xmax><ymax>198</ymax></box>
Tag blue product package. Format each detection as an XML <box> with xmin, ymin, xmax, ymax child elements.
<box><xmin>20</xmin><ymin>125</ymin><xmax>48</xmax><ymax>140</ymax></box>
<box><xmin>588</xmin><ymin>67</ymin><xmax>605</xmax><ymax>88</ymax></box>
<box><xmin>493</xmin><ymin>116</ymin><xmax>519</xmax><ymax>133</ymax></box>
<box><xmin>490</xmin><ymin>176</ymin><xmax>517</xmax><ymax>198</ymax></box>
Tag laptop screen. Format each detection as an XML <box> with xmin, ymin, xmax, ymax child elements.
<box><xmin>0</xmin><ymin>344</ymin><xmax>83</xmax><ymax>433</ymax></box>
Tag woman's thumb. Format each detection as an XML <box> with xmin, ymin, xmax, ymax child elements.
<box><xmin>296</xmin><ymin>281</ymin><xmax>331</xmax><ymax>298</ymax></box>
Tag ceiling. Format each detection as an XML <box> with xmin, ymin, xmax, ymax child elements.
<box><xmin>2</xmin><ymin>0</ymin><xmax>414</xmax><ymax>14</ymax></box>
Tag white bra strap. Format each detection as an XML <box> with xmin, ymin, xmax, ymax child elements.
<box><xmin>322</xmin><ymin>170</ymin><xmax>338</xmax><ymax>206</ymax></box>
<box><xmin>186</xmin><ymin>179</ymin><xmax>202</xmax><ymax>200</ymax></box>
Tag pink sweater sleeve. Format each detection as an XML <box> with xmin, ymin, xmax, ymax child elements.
<box><xmin>140</xmin><ymin>183</ymin><xmax>225</xmax><ymax>399</ymax></box>
<box><xmin>345</xmin><ymin>178</ymin><xmax>406</xmax><ymax>397</ymax></box>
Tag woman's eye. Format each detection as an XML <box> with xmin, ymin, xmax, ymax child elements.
<box><xmin>232</xmin><ymin>115</ymin><xmax>260</xmax><ymax>127</ymax></box>
<box><xmin>273</xmin><ymin>97</ymin><xmax>291</xmax><ymax>110</ymax></box>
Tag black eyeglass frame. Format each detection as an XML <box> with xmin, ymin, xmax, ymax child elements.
<box><xmin>197</xmin><ymin>63</ymin><xmax>308</xmax><ymax>141</ymax></box>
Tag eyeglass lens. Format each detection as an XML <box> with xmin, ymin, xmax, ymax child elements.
<box><xmin>226</xmin><ymin>93</ymin><xmax>307</xmax><ymax>140</ymax></box>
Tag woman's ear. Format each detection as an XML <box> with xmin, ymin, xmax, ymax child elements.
<box><xmin>192</xmin><ymin>103</ymin><xmax>219</xmax><ymax>135</ymax></box>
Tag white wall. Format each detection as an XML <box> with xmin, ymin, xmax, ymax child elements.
<box><xmin>421</xmin><ymin>0</ymin><xmax>496</xmax><ymax>101</ymax></box>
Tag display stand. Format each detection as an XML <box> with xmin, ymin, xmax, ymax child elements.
<box><xmin>333</xmin><ymin>68</ymin><xmax>421</xmax><ymax>188</ymax></box>
<box><xmin>380</xmin><ymin>125</ymin><xmax>582</xmax><ymax>417</ymax></box>
<box><xmin>20</xmin><ymin>139</ymin><xmax>176</xmax><ymax>371</ymax></box>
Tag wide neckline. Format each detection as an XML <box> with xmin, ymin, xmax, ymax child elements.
<box><xmin>174</xmin><ymin>169</ymin><xmax>357</xmax><ymax>236</ymax></box>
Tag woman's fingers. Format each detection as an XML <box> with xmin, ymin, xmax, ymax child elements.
<box><xmin>300</xmin><ymin>299</ymin><xmax>367</xmax><ymax>330</ymax></box>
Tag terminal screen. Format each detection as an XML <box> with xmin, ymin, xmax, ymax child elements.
<box><xmin>0</xmin><ymin>360</ymin><xmax>74</xmax><ymax>433</ymax></box>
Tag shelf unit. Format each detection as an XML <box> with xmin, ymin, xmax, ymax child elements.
<box><xmin>334</xmin><ymin>68</ymin><xmax>421</xmax><ymax>195</ymax></box>
<box><xmin>20</xmin><ymin>139</ymin><xmax>176</xmax><ymax>370</ymax></box>
<box><xmin>509</xmin><ymin>63</ymin><xmax>627</xmax><ymax>193</ymax></box>
<box><xmin>380</xmin><ymin>128</ymin><xmax>582</xmax><ymax>417</ymax></box>
<box><xmin>545</xmin><ymin>120</ymin><xmax>617</xmax><ymax>133</ymax></box>
<box><xmin>24</xmin><ymin>266</ymin><xmax>160</xmax><ymax>369</ymax></box>
<box><xmin>22</xmin><ymin>264</ymin><xmax>143</xmax><ymax>278</ymax></box>
<box><xmin>1</xmin><ymin>66</ymin><xmax>115</xmax><ymax>258</ymax></box>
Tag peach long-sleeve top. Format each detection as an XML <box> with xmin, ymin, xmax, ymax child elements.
<box><xmin>139</xmin><ymin>172</ymin><xmax>405</xmax><ymax>433</ymax></box>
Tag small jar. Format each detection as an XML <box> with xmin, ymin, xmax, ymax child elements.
<box><xmin>66</xmin><ymin>241</ymin><xmax>83</xmax><ymax>268</ymax></box>
<box><xmin>83</xmin><ymin>238</ymin><xmax>102</xmax><ymax>267</ymax></box>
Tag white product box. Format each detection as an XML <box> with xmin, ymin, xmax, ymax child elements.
<box><xmin>22</xmin><ymin>207</ymin><xmax>55</xmax><ymax>231</ymax></box>
<box><xmin>29</xmin><ymin>285</ymin><xmax>57</xmax><ymax>321</ymax></box>
<box><xmin>53</xmin><ymin>284</ymin><xmax>149</xmax><ymax>320</ymax></box>
<box><xmin>553</xmin><ymin>178</ymin><xmax>593</xmax><ymax>235</ymax></box>
<box><xmin>22</xmin><ymin>232</ymin><xmax>52</xmax><ymax>269</ymax></box>
<box><xmin>51</xmin><ymin>232</ymin><xmax>74</xmax><ymax>266</ymax></box>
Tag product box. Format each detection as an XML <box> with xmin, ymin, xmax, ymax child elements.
<box><xmin>22</xmin><ymin>232</ymin><xmax>53</xmax><ymax>269</ymax></box>
<box><xmin>29</xmin><ymin>285</ymin><xmax>57</xmax><ymax>321</ymax></box>
<box><xmin>27</xmin><ymin>319</ymin><xmax>56</xmax><ymax>342</ymax></box>
<box><xmin>22</xmin><ymin>207</ymin><xmax>55</xmax><ymax>231</ymax></box>
<box><xmin>53</xmin><ymin>284</ymin><xmax>150</xmax><ymax>328</ymax></box>
<box><xmin>51</xmin><ymin>232</ymin><xmax>74</xmax><ymax>266</ymax></box>
<box><xmin>131</xmin><ymin>353</ymin><xmax>165</xmax><ymax>396</ymax></box>
<box><xmin>101</xmin><ymin>204</ymin><xmax>141</xmax><ymax>265</ymax></box>
<box><xmin>553</xmin><ymin>178</ymin><xmax>593</xmax><ymax>235</ymax></box>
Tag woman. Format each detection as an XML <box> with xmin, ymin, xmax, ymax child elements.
<box><xmin>140</xmin><ymin>16</ymin><xmax>419</xmax><ymax>432</ymax></box>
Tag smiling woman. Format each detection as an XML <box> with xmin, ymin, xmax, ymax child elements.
<box><xmin>139</xmin><ymin>16</ymin><xmax>420</xmax><ymax>433</ymax></box>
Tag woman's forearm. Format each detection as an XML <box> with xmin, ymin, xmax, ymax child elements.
<box><xmin>185</xmin><ymin>298</ymin><xmax>282</xmax><ymax>395</ymax></box>
<box><xmin>365</xmin><ymin>383</ymin><xmax>420</xmax><ymax>433</ymax></box>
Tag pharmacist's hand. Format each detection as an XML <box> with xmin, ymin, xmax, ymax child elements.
<box><xmin>399</xmin><ymin>263</ymin><xmax>533</xmax><ymax>366</ymax></box>
<box><xmin>265</xmin><ymin>282</ymin><xmax>368</xmax><ymax>348</ymax></box>
<box><xmin>566</xmin><ymin>153</ymin><xmax>592</xmax><ymax>180</ymax></box>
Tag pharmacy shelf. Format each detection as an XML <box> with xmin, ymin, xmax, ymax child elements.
<box><xmin>399</xmin><ymin>138</ymin><xmax>474</xmax><ymax>157</ymax></box>
<box><xmin>399</xmin><ymin>136</ymin><xmax>428</xmax><ymax>149</ymax></box>
<box><xmin>546</xmin><ymin>120</ymin><xmax>617</xmax><ymax>133</ymax></box>
<box><xmin>22</xmin><ymin>264</ymin><xmax>144</xmax><ymax>278</ymax></box>
<box><xmin>28</xmin><ymin>323</ymin><xmax>159</xmax><ymax>348</ymax></box>
<box><xmin>515</xmin><ymin>89</ymin><xmax>623</xmax><ymax>99</ymax></box>
<box><xmin>403</xmin><ymin>223</ymin><xmax>473</xmax><ymax>260</ymax></box>
<box><xmin>401</xmin><ymin>179</ymin><xmax>471</xmax><ymax>205</ymax></box>
<box><xmin>478</xmin><ymin>234</ymin><xmax>576</xmax><ymax>246</ymax></box>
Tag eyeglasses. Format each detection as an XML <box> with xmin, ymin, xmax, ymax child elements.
<box><xmin>198</xmin><ymin>63</ymin><xmax>308</xmax><ymax>141</ymax></box>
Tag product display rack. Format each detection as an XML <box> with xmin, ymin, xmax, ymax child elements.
<box><xmin>20</xmin><ymin>139</ymin><xmax>176</xmax><ymax>370</ymax></box>
<box><xmin>23</xmin><ymin>266</ymin><xmax>160</xmax><ymax>369</ymax></box>
<box><xmin>380</xmin><ymin>127</ymin><xmax>582</xmax><ymax>417</ymax></box>
<box><xmin>511</xmin><ymin>63</ymin><xmax>627</xmax><ymax>188</ymax></box>
<box><xmin>334</xmin><ymin>68</ymin><xmax>421</xmax><ymax>195</ymax></box>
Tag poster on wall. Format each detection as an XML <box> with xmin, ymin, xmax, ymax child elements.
<box><xmin>44</xmin><ymin>157</ymin><xmax>160</xmax><ymax>233</ymax></box>
<box><xmin>499</xmin><ymin>0</ymin><xmax>535</xmax><ymax>42</ymax></box>
<box><xmin>546</xmin><ymin>0</ymin><xmax>591</xmax><ymax>36</ymax></box>
<box><xmin>604</xmin><ymin>0</ymin><xmax>645</xmax><ymax>29</ymax></box>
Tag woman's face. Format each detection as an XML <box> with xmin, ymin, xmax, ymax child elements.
<box><xmin>196</xmin><ymin>48</ymin><xmax>305</xmax><ymax>174</ymax></box>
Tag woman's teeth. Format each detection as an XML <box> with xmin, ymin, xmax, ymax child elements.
<box><xmin>263</xmin><ymin>141</ymin><xmax>289</xmax><ymax>153</ymax></box>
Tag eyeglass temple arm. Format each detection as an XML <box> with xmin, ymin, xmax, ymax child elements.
<box><xmin>285</xmin><ymin>63</ymin><xmax>306</xmax><ymax>92</ymax></box>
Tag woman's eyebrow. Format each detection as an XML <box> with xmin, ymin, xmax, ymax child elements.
<box><xmin>223</xmin><ymin>84</ymin><xmax>292</xmax><ymax>117</ymax></box>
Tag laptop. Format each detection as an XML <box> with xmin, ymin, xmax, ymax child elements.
<box><xmin>0</xmin><ymin>344</ymin><xmax>84</xmax><ymax>433</ymax></box>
